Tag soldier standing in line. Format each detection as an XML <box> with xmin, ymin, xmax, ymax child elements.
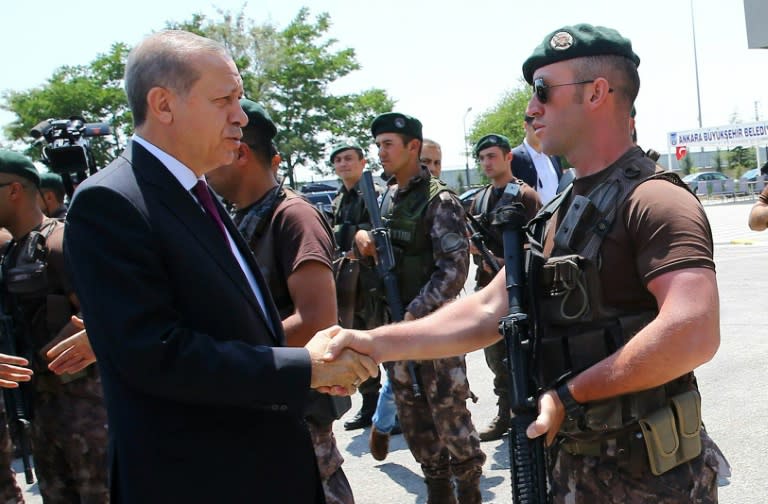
<box><xmin>354</xmin><ymin>113</ymin><xmax>485</xmax><ymax>504</ymax></box>
<box><xmin>468</xmin><ymin>134</ymin><xmax>542</xmax><ymax>442</ymax></box>
<box><xmin>207</xmin><ymin>100</ymin><xmax>354</xmax><ymax>504</ymax></box>
<box><xmin>324</xmin><ymin>24</ymin><xmax>727</xmax><ymax>503</ymax></box>
<box><xmin>329</xmin><ymin>142</ymin><xmax>384</xmax><ymax>432</ymax></box>
<box><xmin>0</xmin><ymin>150</ymin><xmax>108</xmax><ymax>503</ymax></box>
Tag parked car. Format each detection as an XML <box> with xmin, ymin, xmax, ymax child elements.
<box><xmin>740</xmin><ymin>168</ymin><xmax>761</xmax><ymax>182</ymax></box>
<box><xmin>303</xmin><ymin>190</ymin><xmax>336</xmax><ymax>222</ymax></box>
<box><xmin>681</xmin><ymin>171</ymin><xmax>732</xmax><ymax>193</ymax></box>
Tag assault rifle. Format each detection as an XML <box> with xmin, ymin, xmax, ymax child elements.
<box><xmin>0</xmin><ymin>309</ymin><xmax>34</xmax><ymax>484</ymax></box>
<box><xmin>494</xmin><ymin>184</ymin><xmax>548</xmax><ymax>503</ymax></box>
<box><xmin>359</xmin><ymin>171</ymin><xmax>421</xmax><ymax>397</ymax></box>
<box><xmin>465</xmin><ymin>213</ymin><xmax>501</xmax><ymax>275</ymax></box>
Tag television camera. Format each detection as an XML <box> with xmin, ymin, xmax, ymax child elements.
<box><xmin>29</xmin><ymin>116</ymin><xmax>111</xmax><ymax>196</ymax></box>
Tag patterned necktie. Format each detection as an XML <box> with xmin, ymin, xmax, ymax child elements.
<box><xmin>192</xmin><ymin>180</ymin><xmax>228</xmax><ymax>242</ymax></box>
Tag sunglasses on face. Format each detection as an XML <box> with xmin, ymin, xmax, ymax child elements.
<box><xmin>532</xmin><ymin>78</ymin><xmax>614</xmax><ymax>104</ymax></box>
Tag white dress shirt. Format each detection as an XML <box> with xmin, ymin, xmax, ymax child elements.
<box><xmin>523</xmin><ymin>138</ymin><xmax>559</xmax><ymax>204</ymax></box>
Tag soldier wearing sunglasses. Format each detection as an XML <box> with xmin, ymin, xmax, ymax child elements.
<box><xmin>321</xmin><ymin>23</ymin><xmax>727</xmax><ymax>503</ymax></box>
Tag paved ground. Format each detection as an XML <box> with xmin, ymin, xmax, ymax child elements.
<box><xmin>15</xmin><ymin>197</ymin><xmax>768</xmax><ymax>503</ymax></box>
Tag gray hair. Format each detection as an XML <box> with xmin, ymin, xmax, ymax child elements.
<box><xmin>124</xmin><ymin>30</ymin><xmax>228</xmax><ymax>127</ymax></box>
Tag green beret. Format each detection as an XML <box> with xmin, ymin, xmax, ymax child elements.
<box><xmin>0</xmin><ymin>150</ymin><xmax>40</xmax><ymax>186</ymax></box>
<box><xmin>39</xmin><ymin>171</ymin><xmax>65</xmax><ymax>191</ymax></box>
<box><xmin>473</xmin><ymin>134</ymin><xmax>511</xmax><ymax>157</ymax></box>
<box><xmin>522</xmin><ymin>23</ymin><xmax>640</xmax><ymax>84</ymax></box>
<box><xmin>240</xmin><ymin>98</ymin><xmax>277</xmax><ymax>140</ymax></box>
<box><xmin>371</xmin><ymin>112</ymin><xmax>422</xmax><ymax>141</ymax></box>
<box><xmin>329</xmin><ymin>142</ymin><xmax>364</xmax><ymax>164</ymax></box>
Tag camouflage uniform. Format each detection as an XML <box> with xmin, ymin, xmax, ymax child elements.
<box><xmin>383</xmin><ymin>167</ymin><xmax>485</xmax><ymax>503</ymax></box>
<box><xmin>0</xmin><ymin>401</ymin><xmax>23</xmax><ymax>504</ymax></box>
<box><xmin>1</xmin><ymin>219</ymin><xmax>108</xmax><ymax>504</ymax></box>
<box><xmin>234</xmin><ymin>188</ymin><xmax>353</xmax><ymax>504</ymax></box>
<box><xmin>550</xmin><ymin>430</ymin><xmax>721</xmax><ymax>503</ymax></box>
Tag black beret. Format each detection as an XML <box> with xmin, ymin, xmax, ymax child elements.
<box><xmin>39</xmin><ymin>171</ymin><xmax>65</xmax><ymax>191</ymax></box>
<box><xmin>240</xmin><ymin>98</ymin><xmax>277</xmax><ymax>141</ymax></box>
<box><xmin>522</xmin><ymin>23</ymin><xmax>640</xmax><ymax>84</ymax></box>
<box><xmin>0</xmin><ymin>150</ymin><xmax>40</xmax><ymax>186</ymax></box>
<box><xmin>371</xmin><ymin>112</ymin><xmax>422</xmax><ymax>141</ymax></box>
<box><xmin>473</xmin><ymin>134</ymin><xmax>511</xmax><ymax>157</ymax></box>
<box><xmin>329</xmin><ymin>142</ymin><xmax>364</xmax><ymax>165</ymax></box>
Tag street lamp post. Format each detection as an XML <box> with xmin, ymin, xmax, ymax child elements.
<box><xmin>463</xmin><ymin>106</ymin><xmax>472</xmax><ymax>189</ymax></box>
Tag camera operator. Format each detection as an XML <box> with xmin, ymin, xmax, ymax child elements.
<box><xmin>0</xmin><ymin>150</ymin><xmax>108</xmax><ymax>502</ymax></box>
<box><xmin>37</xmin><ymin>172</ymin><xmax>68</xmax><ymax>219</ymax></box>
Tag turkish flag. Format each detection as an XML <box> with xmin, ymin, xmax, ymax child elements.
<box><xmin>675</xmin><ymin>145</ymin><xmax>688</xmax><ymax>161</ymax></box>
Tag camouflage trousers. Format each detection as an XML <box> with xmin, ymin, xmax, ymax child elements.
<box><xmin>31</xmin><ymin>372</ymin><xmax>109</xmax><ymax>504</ymax></box>
<box><xmin>550</xmin><ymin>429</ymin><xmax>722</xmax><ymax>503</ymax></box>
<box><xmin>0</xmin><ymin>401</ymin><xmax>23</xmax><ymax>504</ymax></box>
<box><xmin>386</xmin><ymin>357</ymin><xmax>486</xmax><ymax>481</ymax></box>
<box><xmin>483</xmin><ymin>338</ymin><xmax>509</xmax><ymax>399</ymax></box>
<box><xmin>307</xmin><ymin>420</ymin><xmax>354</xmax><ymax>504</ymax></box>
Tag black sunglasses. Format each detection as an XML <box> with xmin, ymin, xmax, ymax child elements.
<box><xmin>532</xmin><ymin>78</ymin><xmax>613</xmax><ymax>104</ymax></box>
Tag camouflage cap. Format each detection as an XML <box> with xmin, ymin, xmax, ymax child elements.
<box><xmin>0</xmin><ymin>150</ymin><xmax>40</xmax><ymax>186</ymax></box>
<box><xmin>240</xmin><ymin>98</ymin><xmax>277</xmax><ymax>142</ymax></box>
<box><xmin>39</xmin><ymin>171</ymin><xmax>65</xmax><ymax>191</ymax></box>
<box><xmin>329</xmin><ymin>142</ymin><xmax>364</xmax><ymax>165</ymax></box>
<box><xmin>522</xmin><ymin>23</ymin><xmax>640</xmax><ymax>84</ymax></box>
<box><xmin>371</xmin><ymin>112</ymin><xmax>423</xmax><ymax>141</ymax></box>
<box><xmin>473</xmin><ymin>134</ymin><xmax>511</xmax><ymax>157</ymax></box>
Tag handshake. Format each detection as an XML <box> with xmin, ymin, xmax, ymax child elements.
<box><xmin>305</xmin><ymin>325</ymin><xmax>379</xmax><ymax>395</ymax></box>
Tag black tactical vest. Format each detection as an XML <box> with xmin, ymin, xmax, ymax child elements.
<box><xmin>526</xmin><ymin>149</ymin><xmax>699</xmax><ymax>438</ymax></box>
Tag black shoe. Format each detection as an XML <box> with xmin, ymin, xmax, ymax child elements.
<box><xmin>344</xmin><ymin>392</ymin><xmax>378</xmax><ymax>430</ymax></box>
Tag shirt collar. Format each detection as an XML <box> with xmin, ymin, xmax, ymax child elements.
<box><xmin>523</xmin><ymin>138</ymin><xmax>546</xmax><ymax>160</ymax></box>
<box><xmin>132</xmin><ymin>134</ymin><xmax>203</xmax><ymax>190</ymax></box>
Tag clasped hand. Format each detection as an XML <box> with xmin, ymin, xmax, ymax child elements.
<box><xmin>305</xmin><ymin>325</ymin><xmax>378</xmax><ymax>395</ymax></box>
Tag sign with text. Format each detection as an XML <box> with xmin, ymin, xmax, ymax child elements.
<box><xmin>668</xmin><ymin>121</ymin><xmax>768</xmax><ymax>149</ymax></box>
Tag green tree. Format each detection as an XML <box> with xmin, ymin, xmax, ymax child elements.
<box><xmin>712</xmin><ymin>149</ymin><xmax>723</xmax><ymax>172</ymax></box>
<box><xmin>179</xmin><ymin>7</ymin><xmax>395</xmax><ymax>186</ymax></box>
<box><xmin>2</xmin><ymin>43</ymin><xmax>131</xmax><ymax>169</ymax></box>
<box><xmin>682</xmin><ymin>154</ymin><xmax>694</xmax><ymax>175</ymax></box>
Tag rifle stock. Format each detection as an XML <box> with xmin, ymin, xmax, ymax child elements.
<box><xmin>495</xmin><ymin>194</ymin><xmax>548</xmax><ymax>503</ymax></box>
<box><xmin>359</xmin><ymin>171</ymin><xmax>420</xmax><ymax>396</ymax></box>
<box><xmin>0</xmin><ymin>313</ymin><xmax>34</xmax><ymax>484</ymax></box>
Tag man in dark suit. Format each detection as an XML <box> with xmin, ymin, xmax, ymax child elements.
<box><xmin>510</xmin><ymin>115</ymin><xmax>563</xmax><ymax>203</ymax></box>
<box><xmin>63</xmin><ymin>30</ymin><xmax>375</xmax><ymax>504</ymax></box>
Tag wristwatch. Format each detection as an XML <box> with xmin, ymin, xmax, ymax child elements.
<box><xmin>556</xmin><ymin>382</ymin><xmax>584</xmax><ymax>421</ymax></box>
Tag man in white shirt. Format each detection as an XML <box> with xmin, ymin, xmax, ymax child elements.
<box><xmin>511</xmin><ymin>115</ymin><xmax>563</xmax><ymax>203</ymax></box>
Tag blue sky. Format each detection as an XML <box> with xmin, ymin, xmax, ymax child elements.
<box><xmin>2</xmin><ymin>0</ymin><xmax>767</xmax><ymax>176</ymax></box>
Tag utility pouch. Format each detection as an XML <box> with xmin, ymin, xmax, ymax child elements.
<box><xmin>540</xmin><ymin>254</ymin><xmax>589</xmax><ymax>322</ymax></box>
<box><xmin>638</xmin><ymin>390</ymin><xmax>702</xmax><ymax>475</ymax></box>
<box><xmin>304</xmin><ymin>390</ymin><xmax>352</xmax><ymax>426</ymax></box>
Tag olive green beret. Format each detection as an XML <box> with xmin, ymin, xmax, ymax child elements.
<box><xmin>39</xmin><ymin>171</ymin><xmax>64</xmax><ymax>191</ymax></box>
<box><xmin>371</xmin><ymin>112</ymin><xmax>423</xmax><ymax>141</ymax></box>
<box><xmin>473</xmin><ymin>134</ymin><xmax>511</xmax><ymax>157</ymax></box>
<box><xmin>329</xmin><ymin>142</ymin><xmax>364</xmax><ymax>164</ymax></box>
<box><xmin>0</xmin><ymin>150</ymin><xmax>40</xmax><ymax>186</ymax></box>
<box><xmin>522</xmin><ymin>23</ymin><xmax>640</xmax><ymax>84</ymax></box>
<box><xmin>240</xmin><ymin>98</ymin><xmax>277</xmax><ymax>141</ymax></box>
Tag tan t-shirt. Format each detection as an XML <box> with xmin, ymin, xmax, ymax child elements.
<box><xmin>545</xmin><ymin>149</ymin><xmax>715</xmax><ymax>313</ymax></box>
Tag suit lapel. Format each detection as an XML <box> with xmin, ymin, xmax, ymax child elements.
<box><xmin>125</xmin><ymin>144</ymin><xmax>280</xmax><ymax>343</ymax></box>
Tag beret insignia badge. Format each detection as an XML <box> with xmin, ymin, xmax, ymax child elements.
<box><xmin>550</xmin><ymin>31</ymin><xmax>574</xmax><ymax>51</ymax></box>
<box><xmin>394</xmin><ymin>117</ymin><xmax>406</xmax><ymax>128</ymax></box>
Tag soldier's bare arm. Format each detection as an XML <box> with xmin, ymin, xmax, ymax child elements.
<box><xmin>284</xmin><ymin>261</ymin><xmax>337</xmax><ymax>346</ymax></box>
<box><xmin>748</xmin><ymin>200</ymin><xmax>768</xmax><ymax>230</ymax></box>
<box><xmin>322</xmin><ymin>268</ymin><xmax>508</xmax><ymax>364</ymax></box>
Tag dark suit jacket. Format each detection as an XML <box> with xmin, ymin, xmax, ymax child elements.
<box><xmin>510</xmin><ymin>143</ymin><xmax>563</xmax><ymax>191</ymax></box>
<box><xmin>64</xmin><ymin>142</ymin><xmax>323</xmax><ymax>504</ymax></box>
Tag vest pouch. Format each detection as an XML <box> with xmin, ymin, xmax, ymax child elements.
<box><xmin>334</xmin><ymin>257</ymin><xmax>360</xmax><ymax>328</ymax></box>
<box><xmin>5</xmin><ymin>262</ymin><xmax>48</xmax><ymax>296</ymax></box>
<box><xmin>582</xmin><ymin>398</ymin><xmax>625</xmax><ymax>433</ymax></box>
<box><xmin>539</xmin><ymin>254</ymin><xmax>589</xmax><ymax>324</ymax></box>
<box><xmin>638</xmin><ymin>389</ymin><xmax>702</xmax><ymax>475</ymax></box>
